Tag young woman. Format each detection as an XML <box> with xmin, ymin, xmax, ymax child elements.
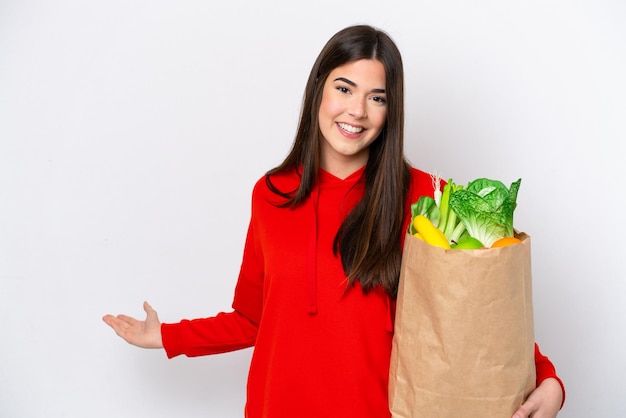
<box><xmin>103</xmin><ymin>25</ymin><xmax>565</xmax><ymax>418</ymax></box>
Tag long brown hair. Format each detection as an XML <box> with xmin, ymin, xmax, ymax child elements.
<box><xmin>266</xmin><ymin>25</ymin><xmax>410</xmax><ymax>297</ymax></box>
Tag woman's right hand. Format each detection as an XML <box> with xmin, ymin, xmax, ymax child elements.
<box><xmin>102</xmin><ymin>301</ymin><xmax>163</xmax><ymax>349</ymax></box>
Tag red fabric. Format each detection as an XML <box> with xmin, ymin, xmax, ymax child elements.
<box><xmin>535</xmin><ymin>343</ymin><xmax>567</xmax><ymax>407</ymax></box>
<box><xmin>161</xmin><ymin>166</ymin><xmax>564</xmax><ymax>417</ymax></box>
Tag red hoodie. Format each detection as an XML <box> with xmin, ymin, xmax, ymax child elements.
<box><xmin>161</xmin><ymin>166</ymin><xmax>564</xmax><ymax>417</ymax></box>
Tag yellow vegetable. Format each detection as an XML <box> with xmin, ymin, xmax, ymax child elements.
<box><xmin>412</xmin><ymin>215</ymin><xmax>451</xmax><ymax>249</ymax></box>
<box><xmin>413</xmin><ymin>232</ymin><xmax>424</xmax><ymax>241</ymax></box>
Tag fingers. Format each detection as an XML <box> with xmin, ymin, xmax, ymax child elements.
<box><xmin>102</xmin><ymin>313</ymin><xmax>134</xmax><ymax>340</ymax></box>
<box><xmin>102</xmin><ymin>302</ymin><xmax>154</xmax><ymax>328</ymax></box>
<box><xmin>143</xmin><ymin>301</ymin><xmax>161</xmax><ymax>328</ymax></box>
<box><xmin>116</xmin><ymin>314</ymin><xmax>139</xmax><ymax>324</ymax></box>
<box><xmin>143</xmin><ymin>301</ymin><xmax>158</xmax><ymax>320</ymax></box>
<box><xmin>514</xmin><ymin>393</ymin><xmax>540</xmax><ymax>418</ymax></box>
<box><xmin>511</xmin><ymin>389</ymin><xmax>537</xmax><ymax>418</ymax></box>
<box><xmin>511</xmin><ymin>405</ymin><xmax>531</xmax><ymax>418</ymax></box>
<box><xmin>102</xmin><ymin>302</ymin><xmax>164</xmax><ymax>349</ymax></box>
<box><xmin>102</xmin><ymin>313</ymin><xmax>129</xmax><ymax>329</ymax></box>
<box><xmin>512</xmin><ymin>379</ymin><xmax>562</xmax><ymax>418</ymax></box>
<box><xmin>102</xmin><ymin>305</ymin><xmax>144</xmax><ymax>343</ymax></box>
<box><xmin>143</xmin><ymin>301</ymin><xmax>154</xmax><ymax>313</ymax></box>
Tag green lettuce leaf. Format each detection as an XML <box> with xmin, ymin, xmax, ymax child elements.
<box><xmin>448</xmin><ymin>178</ymin><xmax>521</xmax><ymax>247</ymax></box>
<box><xmin>410</xmin><ymin>195</ymin><xmax>440</xmax><ymax>234</ymax></box>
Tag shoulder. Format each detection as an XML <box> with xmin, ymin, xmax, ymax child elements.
<box><xmin>251</xmin><ymin>167</ymin><xmax>301</xmax><ymax>202</ymax></box>
<box><xmin>408</xmin><ymin>166</ymin><xmax>434</xmax><ymax>182</ymax></box>
<box><xmin>407</xmin><ymin>166</ymin><xmax>446</xmax><ymax>202</ymax></box>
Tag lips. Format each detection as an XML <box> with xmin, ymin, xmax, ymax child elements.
<box><xmin>337</xmin><ymin>122</ymin><xmax>364</xmax><ymax>134</ymax></box>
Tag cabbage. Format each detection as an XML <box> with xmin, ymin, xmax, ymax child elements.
<box><xmin>448</xmin><ymin>178</ymin><xmax>521</xmax><ymax>248</ymax></box>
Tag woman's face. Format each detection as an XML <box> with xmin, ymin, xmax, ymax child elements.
<box><xmin>318</xmin><ymin>59</ymin><xmax>387</xmax><ymax>178</ymax></box>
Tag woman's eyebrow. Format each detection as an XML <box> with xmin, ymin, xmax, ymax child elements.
<box><xmin>333</xmin><ymin>77</ymin><xmax>386</xmax><ymax>94</ymax></box>
<box><xmin>334</xmin><ymin>77</ymin><xmax>357</xmax><ymax>86</ymax></box>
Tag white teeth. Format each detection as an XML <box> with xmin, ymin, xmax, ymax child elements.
<box><xmin>338</xmin><ymin>122</ymin><xmax>363</xmax><ymax>134</ymax></box>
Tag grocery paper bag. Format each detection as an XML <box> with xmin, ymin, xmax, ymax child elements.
<box><xmin>389</xmin><ymin>232</ymin><xmax>536</xmax><ymax>418</ymax></box>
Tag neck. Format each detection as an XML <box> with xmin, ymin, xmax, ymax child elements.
<box><xmin>320</xmin><ymin>152</ymin><xmax>369</xmax><ymax>180</ymax></box>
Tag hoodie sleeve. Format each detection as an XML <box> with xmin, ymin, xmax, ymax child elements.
<box><xmin>535</xmin><ymin>343</ymin><xmax>566</xmax><ymax>408</ymax></box>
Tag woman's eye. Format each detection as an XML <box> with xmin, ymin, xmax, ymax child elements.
<box><xmin>336</xmin><ymin>86</ymin><xmax>350</xmax><ymax>94</ymax></box>
<box><xmin>372</xmin><ymin>96</ymin><xmax>387</xmax><ymax>105</ymax></box>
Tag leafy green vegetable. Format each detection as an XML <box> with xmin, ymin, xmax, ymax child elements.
<box><xmin>448</xmin><ymin>178</ymin><xmax>521</xmax><ymax>248</ymax></box>
<box><xmin>410</xmin><ymin>196</ymin><xmax>440</xmax><ymax>235</ymax></box>
<box><xmin>437</xmin><ymin>182</ymin><xmax>452</xmax><ymax>233</ymax></box>
<box><xmin>437</xmin><ymin>180</ymin><xmax>466</xmax><ymax>244</ymax></box>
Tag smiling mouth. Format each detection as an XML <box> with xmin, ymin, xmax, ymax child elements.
<box><xmin>338</xmin><ymin>122</ymin><xmax>364</xmax><ymax>134</ymax></box>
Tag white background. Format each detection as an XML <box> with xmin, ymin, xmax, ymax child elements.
<box><xmin>1</xmin><ymin>1</ymin><xmax>625</xmax><ymax>417</ymax></box>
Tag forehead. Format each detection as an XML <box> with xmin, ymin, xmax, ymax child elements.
<box><xmin>327</xmin><ymin>59</ymin><xmax>386</xmax><ymax>87</ymax></box>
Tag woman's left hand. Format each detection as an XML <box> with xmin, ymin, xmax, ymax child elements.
<box><xmin>511</xmin><ymin>377</ymin><xmax>563</xmax><ymax>418</ymax></box>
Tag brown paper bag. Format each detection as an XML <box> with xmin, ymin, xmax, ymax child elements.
<box><xmin>389</xmin><ymin>231</ymin><xmax>536</xmax><ymax>418</ymax></box>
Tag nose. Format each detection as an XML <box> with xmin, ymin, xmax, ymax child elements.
<box><xmin>348</xmin><ymin>97</ymin><xmax>367</xmax><ymax>119</ymax></box>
